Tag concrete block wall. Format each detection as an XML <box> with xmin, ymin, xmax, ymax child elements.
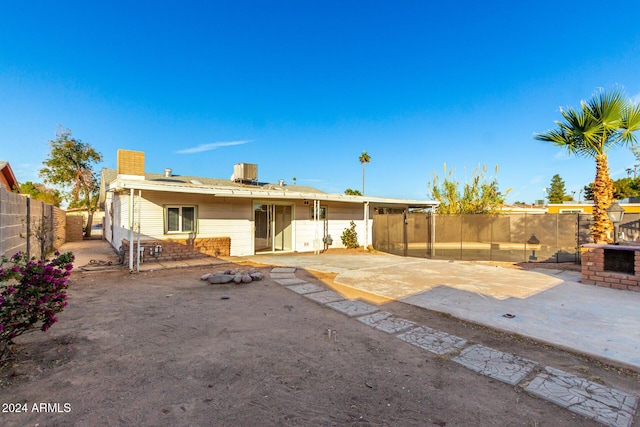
<box><xmin>0</xmin><ymin>187</ymin><xmax>28</xmax><ymax>257</ymax></box>
<box><xmin>581</xmin><ymin>244</ymin><xmax>640</xmax><ymax>292</ymax></box>
<box><xmin>53</xmin><ymin>207</ymin><xmax>67</xmax><ymax>249</ymax></box>
<box><xmin>120</xmin><ymin>237</ymin><xmax>231</xmax><ymax>264</ymax></box>
<box><xmin>65</xmin><ymin>216</ymin><xmax>84</xmax><ymax>242</ymax></box>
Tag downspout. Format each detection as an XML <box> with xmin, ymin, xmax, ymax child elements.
<box><xmin>128</xmin><ymin>188</ymin><xmax>134</xmax><ymax>273</ymax></box>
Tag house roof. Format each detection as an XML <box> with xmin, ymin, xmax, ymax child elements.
<box><xmin>0</xmin><ymin>161</ymin><xmax>19</xmax><ymax>191</ymax></box>
<box><xmin>100</xmin><ymin>168</ymin><xmax>438</xmax><ymax>208</ymax></box>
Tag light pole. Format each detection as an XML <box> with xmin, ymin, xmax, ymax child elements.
<box><xmin>606</xmin><ymin>202</ymin><xmax>625</xmax><ymax>244</ymax></box>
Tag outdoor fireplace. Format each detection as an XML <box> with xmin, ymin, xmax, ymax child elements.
<box><xmin>603</xmin><ymin>249</ymin><xmax>634</xmax><ymax>275</ymax></box>
<box><xmin>582</xmin><ymin>244</ymin><xmax>640</xmax><ymax>292</ymax></box>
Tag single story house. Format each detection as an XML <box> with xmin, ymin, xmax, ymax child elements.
<box><xmin>99</xmin><ymin>150</ymin><xmax>438</xmax><ymax>269</ymax></box>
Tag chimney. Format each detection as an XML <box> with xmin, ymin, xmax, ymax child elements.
<box><xmin>164</xmin><ymin>168</ymin><xmax>172</xmax><ymax>177</ymax></box>
<box><xmin>278</xmin><ymin>179</ymin><xmax>285</xmax><ymax>186</ymax></box>
<box><xmin>117</xmin><ymin>149</ymin><xmax>145</xmax><ymax>180</ymax></box>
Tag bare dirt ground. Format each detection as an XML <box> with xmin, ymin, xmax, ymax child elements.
<box><xmin>0</xmin><ymin>262</ymin><xmax>638</xmax><ymax>426</ymax></box>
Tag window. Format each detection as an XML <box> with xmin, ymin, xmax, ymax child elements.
<box><xmin>165</xmin><ymin>206</ymin><xmax>197</xmax><ymax>233</ymax></box>
<box><xmin>310</xmin><ymin>205</ymin><xmax>327</xmax><ymax>220</ymax></box>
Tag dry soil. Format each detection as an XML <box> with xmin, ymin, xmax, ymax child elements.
<box><xmin>0</xmin><ymin>262</ymin><xmax>638</xmax><ymax>426</ymax></box>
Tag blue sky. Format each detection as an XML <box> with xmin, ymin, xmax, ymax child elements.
<box><xmin>1</xmin><ymin>1</ymin><xmax>639</xmax><ymax>204</ymax></box>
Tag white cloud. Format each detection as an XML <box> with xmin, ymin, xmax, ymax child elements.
<box><xmin>176</xmin><ymin>140</ymin><xmax>249</xmax><ymax>154</ymax></box>
<box><xmin>553</xmin><ymin>151</ymin><xmax>571</xmax><ymax>161</ymax></box>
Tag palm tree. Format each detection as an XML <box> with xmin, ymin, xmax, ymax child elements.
<box><xmin>535</xmin><ymin>88</ymin><xmax>640</xmax><ymax>243</ymax></box>
<box><xmin>359</xmin><ymin>151</ymin><xmax>371</xmax><ymax>195</ymax></box>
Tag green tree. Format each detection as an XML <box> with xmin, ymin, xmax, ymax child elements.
<box><xmin>359</xmin><ymin>151</ymin><xmax>371</xmax><ymax>195</ymax></box>
<box><xmin>428</xmin><ymin>164</ymin><xmax>510</xmax><ymax>214</ymax></box>
<box><xmin>584</xmin><ymin>177</ymin><xmax>640</xmax><ymax>201</ymax></box>
<box><xmin>344</xmin><ymin>188</ymin><xmax>362</xmax><ymax>196</ymax></box>
<box><xmin>17</xmin><ymin>181</ymin><xmax>63</xmax><ymax>207</ymax></box>
<box><xmin>535</xmin><ymin>88</ymin><xmax>640</xmax><ymax>243</ymax></box>
<box><xmin>546</xmin><ymin>174</ymin><xmax>572</xmax><ymax>203</ymax></box>
<box><xmin>39</xmin><ymin>127</ymin><xmax>103</xmax><ymax>236</ymax></box>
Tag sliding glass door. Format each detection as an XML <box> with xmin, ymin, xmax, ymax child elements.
<box><xmin>254</xmin><ymin>203</ymin><xmax>292</xmax><ymax>253</ymax></box>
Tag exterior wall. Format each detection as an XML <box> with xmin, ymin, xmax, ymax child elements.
<box><xmin>293</xmin><ymin>201</ymin><xmax>370</xmax><ymax>251</ymax></box>
<box><xmin>581</xmin><ymin>244</ymin><xmax>640</xmax><ymax>292</ymax></box>
<box><xmin>111</xmin><ymin>191</ymin><xmax>130</xmax><ymax>252</ymax></box>
<box><xmin>108</xmin><ymin>190</ymin><xmax>252</xmax><ymax>256</ymax></box>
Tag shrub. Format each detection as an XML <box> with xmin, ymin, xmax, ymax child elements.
<box><xmin>0</xmin><ymin>251</ymin><xmax>74</xmax><ymax>361</ymax></box>
<box><xmin>341</xmin><ymin>221</ymin><xmax>359</xmax><ymax>249</ymax></box>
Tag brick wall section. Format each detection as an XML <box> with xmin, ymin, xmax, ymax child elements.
<box><xmin>120</xmin><ymin>237</ymin><xmax>230</xmax><ymax>263</ymax></box>
<box><xmin>581</xmin><ymin>244</ymin><xmax>640</xmax><ymax>292</ymax></box>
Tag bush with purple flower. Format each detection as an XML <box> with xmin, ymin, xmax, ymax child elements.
<box><xmin>0</xmin><ymin>251</ymin><xmax>74</xmax><ymax>361</ymax></box>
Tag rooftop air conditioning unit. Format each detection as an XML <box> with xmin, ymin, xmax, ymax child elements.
<box><xmin>233</xmin><ymin>163</ymin><xmax>258</xmax><ymax>183</ymax></box>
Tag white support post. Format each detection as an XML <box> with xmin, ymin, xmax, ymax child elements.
<box><xmin>136</xmin><ymin>190</ymin><xmax>142</xmax><ymax>273</ymax></box>
<box><xmin>128</xmin><ymin>188</ymin><xmax>134</xmax><ymax>273</ymax></box>
<box><xmin>364</xmin><ymin>201</ymin><xmax>369</xmax><ymax>251</ymax></box>
<box><xmin>314</xmin><ymin>200</ymin><xmax>320</xmax><ymax>254</ymax></box>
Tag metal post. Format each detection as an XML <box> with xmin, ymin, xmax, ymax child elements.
<box><xmin>136</xmin><ymin>190</ymin><xmax>142</xmax><ymax>273</ymax></box>
<box><xmin>129</xmin><ymin>188</ymin><xmax>134</xmax><ymax>272</ymax></box>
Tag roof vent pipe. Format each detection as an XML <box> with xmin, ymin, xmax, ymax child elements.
<box><xmin>164</xmin><ymin>168</ymin><xmax>172</xmax><ymax>177</ymax></box>
<box><xmin>278</xmin><ymin>179</ymin><xmax>284</xmax><ymax>186</ymax></box>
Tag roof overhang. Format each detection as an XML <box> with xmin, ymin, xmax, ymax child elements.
<box><xmin>105</xmin><ymin>177</ymin><xmax>439</xmax><ymax>208</ymax></box>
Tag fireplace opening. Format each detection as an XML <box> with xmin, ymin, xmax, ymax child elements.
<box><xmin>604</xmin><ymin>249</ymin><xmax>635</xmax><ymax>275</ymax></box>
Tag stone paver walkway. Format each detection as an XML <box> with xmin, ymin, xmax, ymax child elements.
<box><xmin>269</xmin><ymin>267</ymin><xmax>639</xmax><ymax>427</ymax></box>
<box><xmin>357</xmin><ymin>311</ymin><xmax>415</xmax><ymax>334</ymax></box>
<box><xmin>525</xmin><ymin>367</ymin><xmax>638</xmax><ymax>427</ymax></box>
<box><xmin>397</xmin><ymin>326</ymin><xmax>467</xmax><ymax>355</ymax></box>
<box><xmin>452</xmin><ymin>344</ymin><xmax>538</xmax><ymax>385</ymax></box>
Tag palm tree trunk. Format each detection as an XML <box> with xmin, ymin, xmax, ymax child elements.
<box><xmin>591</xmin><ymin>154</ymin><xmax>614</xmax><ymax>243</ymax></box>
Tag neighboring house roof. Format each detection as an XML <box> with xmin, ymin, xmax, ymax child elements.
<box><xmin>100</xmin><ymin>168</ymin><xmax>438</xmax><ymax>208</ymax></box>
<box><xmin>0</xmin><ymin>161</ymin><xmax>19</xmax><ymax>192</ymax></box>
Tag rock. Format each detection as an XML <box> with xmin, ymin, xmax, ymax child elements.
<box><xmin>249</xmin><ymin>272</ymin><xmax>264</xmax><ymax>281</ymax></box>
<box><xmin>200</xmin><ymin>273</ymin><xmax>213</xmax><ymax>281</ymax></box>
<box><xmin>233</xmin><ymin>274</ymin><xmax>243</xmax><ymax>283</ymax></box>
<box><xmin>207</xmin><ymin>274</ymin><xmax>235</xmax><ymax>284</ymax></box>
<box><xmin>241</xmin><ymin>274</ymin><xmax>252</xmax><ymax>283</ymax></box>
<box><xmin>224</xmin><ymin>269</ymin><xmax>234</xmax><ymax>275</ymax></box>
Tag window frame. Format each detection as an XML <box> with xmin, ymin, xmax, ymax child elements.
<box><xmin>310</xmin><ymin>205</ymin><xmax>327</xmax><ymax>220</ymax></box>
<box><xmin>165</xmin><ymin>205</ymin><xmax>198</xmax><ymax>234</ymax></box>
